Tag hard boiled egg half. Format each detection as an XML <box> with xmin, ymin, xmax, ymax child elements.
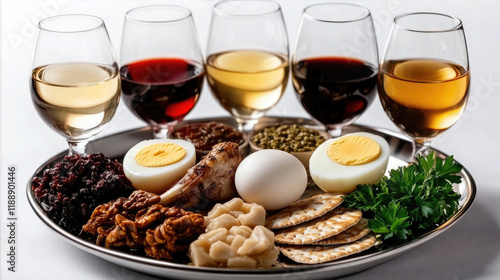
<box><xmin>309</xmin><ymin>132</ymin><xmax>390</xmax><ymax>193</ymax></box>
<box><xmin>123</xmin><ymin>139</ymin><xmax>196</xmax><ymax>194</ymax></box>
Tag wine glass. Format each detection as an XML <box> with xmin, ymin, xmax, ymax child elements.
<box><xmin>120</xmin><ymin>5</ymin><xmax>205</xmax><ymax>139</ymax></box>
<box><xmin>292</xmin><ymin>3</ymin><xmax>379</xmax><ymax>137</ymax></box>
<box><xmin>378</xmin><ymin>12</ymin><xmax>470</xmax><ymax>158</ymax></box>
<box><xmin>206</xmin><ymin>0</ymin><xmax>289</xmax><ymax>132</ymax></box>
<box><xmin>31</xmin><ymin>14</ymin><xmax>120</xmax><ymax>156</ymax></box>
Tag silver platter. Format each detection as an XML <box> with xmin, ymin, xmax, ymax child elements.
<box><xmin>27</xmin><ymin>116</ymin><xmax>476</xmax><ymax>280</ymax></box>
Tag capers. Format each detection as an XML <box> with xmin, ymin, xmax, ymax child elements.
<box><xmin>251</xmin><ymin>124</ymin><xmax>326</xmax><ymax>152</ymax></box>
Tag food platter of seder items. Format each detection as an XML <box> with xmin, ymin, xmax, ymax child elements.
<box><xmin>27</xmin><ymin>116</ymin><xmax>475</xmax><ymax>280</ymax></box>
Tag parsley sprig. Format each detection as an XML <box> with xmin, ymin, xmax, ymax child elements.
<box><xmin>343</xmin><ymin>152</ymin><xmax>462</xmax><ymax>247</ymax></box>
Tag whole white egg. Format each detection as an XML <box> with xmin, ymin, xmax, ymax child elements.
<box><xmin>235</xmin><ymin>149</ymin><xmax>307</xmax><ymax>210</ymax></box>
<box><xmin>123</xmin><ymin>139</ymin><xmax>196</xmax><ymax>194</ymax></box>
<box><xmin>309</xmin><ymin>132</ymin><xmax>390</xmax><ymax>193</ymax></box>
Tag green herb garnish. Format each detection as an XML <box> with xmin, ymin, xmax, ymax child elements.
<box><xmin>343</xmin><ymin>152</ymin><xmax>462</xmax><ymax>247</ymax></box>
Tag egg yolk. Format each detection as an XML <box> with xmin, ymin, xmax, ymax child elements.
<box><xmin>327</xmin><ymin>135</ymin><xmax>381</xmax><ymax>166</ymax></box>
<box><xmin>135</xmin><ymin>143</ymin><xmax>186</xmax><ymax>167</ymax></box>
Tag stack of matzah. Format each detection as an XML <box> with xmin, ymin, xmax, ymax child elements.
<box><xmin>265</xmin><ymin>193</ymin><xmax>376</xmax><ymax>264</ymax></box>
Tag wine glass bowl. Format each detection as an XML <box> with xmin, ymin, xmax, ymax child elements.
<box><xmin>292</xmin><ymin>3</ymin><xmax>379</xmax><ymax>137</ymax></box>
<box><xmin>31</xmin><ymin>14</ymin><xmax>120</xmax><ymax>155</ymax></box>
<box><xmin>377</xmin><ymin>12</ymin><xmax>470</xmax><ymax>158</ymax></box>
<box><xmin>120</xmin><ymin>5</ymin><xmax>205</xmax><ymax>139</ymax></box>
<box><xmin>206</xmin><ymin>0</ymin><xmax>289</xmax><ymax>132</ymax></box>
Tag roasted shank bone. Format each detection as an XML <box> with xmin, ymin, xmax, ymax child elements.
<box><xmin>82</xmin><ymin>142</ymin><xmax>242</xmax><ymax>260</ymax></box>
<box><xmin>159</xmin><ymin>141</ymin><xmax>241</xmax><ymax>210</ymax></box>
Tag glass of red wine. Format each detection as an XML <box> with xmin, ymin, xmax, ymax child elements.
<box><xmin>292</xmin><ymin>3</ymin><xmax>379</xmax><ymax>137</ymax></box>
<box><xmin>120</xmin><ymin>5</ymin><xmax>205</xmax><ymax>138</ymax></box>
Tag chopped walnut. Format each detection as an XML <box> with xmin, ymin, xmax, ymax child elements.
<box><xmin>82</xmin><ymin>190</ymin><xmax>160</xmax><ymax>235</ymax></box>
<box><xmin>82</xmin><ymin>197</ymin><xmax>205</xmax><ymax>261</ymax></box>
<box><xmin>142</xmin><ymin>206</ymin><xmax>206</xmax><ymax>258</ymax></box>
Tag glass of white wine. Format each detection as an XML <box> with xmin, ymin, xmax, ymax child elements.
<box><xmin>206</xmin><ymin>0</ymin><xmax>289</xmax><ymax>132</ymax></box>
<box><xmin>378</xmin><ymin>12</ymin><xmax>470</xmax><ymax>158</ymax></box>
<box><xmin>31</xmin><ymin>14</ymin><xmax>120</xmax><ymax>155</ymax></box>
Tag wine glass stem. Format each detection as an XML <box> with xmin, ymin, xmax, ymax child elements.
<box><xmin>152</xmin><ymin>121</ymin><xmax>179</xmax><ymax>139</ymax></box>
<box><xmin>68</xmin><ymin>140</ymin><xmax>87</xmax><ymax>156</ymax></box>
<box><xmin>236</xmin><ymin>118</ymin><xmax>258</xmax><ymax>134</ymax></box>
<box><xmin>413</xmin><ymin>139</ymin><xmax>432</xmax><ymax>159</ymax></box>
<box><xmin>153</xmin><ymin>126</ymin><xmax>169</xmax><ymax>139</ymax></box>
<box><xmin>328</xmin><ymin>127</ymin><xmax>343</xmax><ymax>138</ymax></box>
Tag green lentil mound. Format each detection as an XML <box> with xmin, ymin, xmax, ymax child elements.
<box><xmin>251</xmin><ymin>124</ymin><xmax>326</xmax><ymax>153</ymax></box>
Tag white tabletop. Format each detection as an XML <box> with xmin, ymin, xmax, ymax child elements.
<box><xmin>1</xmin><ymin>0</ymin><xmax>499</xmax><ymax>279</ymax></box>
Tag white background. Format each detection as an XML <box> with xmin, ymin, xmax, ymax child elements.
<box><xmin>1</xmin><ymin>0</ymin><xmax>499</xmax><ymax>279</ymax></box>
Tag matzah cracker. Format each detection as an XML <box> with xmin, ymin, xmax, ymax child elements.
<box><xmin>266</xmin><ymin>193</ymin><xmax>344</xmax><ymax>230</ymax></box>
<box><xmin>274</xmin><ymin>207</ymin><xmax>362</xmax><ymax>245</ymax></box>
<box><xmin>312</xmin><ymin>218</ymin><xmax>370</xmax><ymax>245</ymax></box>
<box><xmin>278</xmin><ymin>235</ymin><xmax>376</xmax><ymax>264</ymax></box>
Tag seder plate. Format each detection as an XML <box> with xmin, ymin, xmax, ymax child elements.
<box><xmin>27</xmin><ymin>116</ymin><xmax>476</xmax><ymax>280</ymax></box>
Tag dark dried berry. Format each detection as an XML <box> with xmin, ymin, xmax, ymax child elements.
<box><xmin>31</xmin><ymin>153</ymin><xmax>135</xmax><ymax>236</ymax></box>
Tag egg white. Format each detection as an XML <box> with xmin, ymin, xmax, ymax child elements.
<box><xmin>123</xmin><ymin>139</ymin><xmax>196</xmax><ymax>194</ymax></box>
<box><xmin>235</xmin><ymin>149</ymin><xmax>307</xmax><ymax>210</ymax></box>
<box><xmin>309</xmin><ymin>132</ymin><xmax>390</xmax><ymax>193</ymax></box>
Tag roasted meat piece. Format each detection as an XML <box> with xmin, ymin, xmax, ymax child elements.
<box><xmin>159</xmin><ymin>141</ymin><xmax>241</xmax><ymax>211</ymax></box>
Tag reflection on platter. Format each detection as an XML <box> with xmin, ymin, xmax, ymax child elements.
<box><xmin>27</xmin><ymin>116</ymin><xmax>475</xmax><ymax>280</ymax></box>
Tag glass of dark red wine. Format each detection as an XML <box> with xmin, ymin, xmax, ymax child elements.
<box><xmin>120</xmin><ymin>5</ymin><xmax>205</xmax><ymax>138</ymax></box>
<box><xmin>292</xmin><ymin>3</ymin><xmax>379</xmax><ymax>137</ymax></box>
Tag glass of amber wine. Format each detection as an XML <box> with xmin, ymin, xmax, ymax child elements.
<box><xmin>378</xmin><ymin>12</ymin><xmax>470</xmax><ymax>158</ymax></box>
<box><xmin>206</xmin><ymin>0</ymin><xmax>289</xmax><ymax>132</ymax></box>
<box><xmin>31</xmin><ymin>15</ymin><xmax>120</xmax><ymax>155</ymax></box>
<box><xmin>292</xmin><ymin>3</ymin><xmax>379</xmax><ymax>137</ymax></box>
